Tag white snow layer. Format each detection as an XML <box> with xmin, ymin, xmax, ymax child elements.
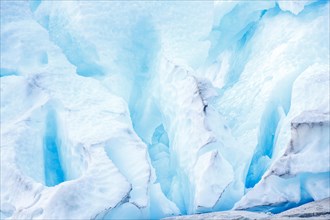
<box><xmin>0</xmin><ymin>0</ymin><xmax>329</xmax><ymax>219</ymax></box>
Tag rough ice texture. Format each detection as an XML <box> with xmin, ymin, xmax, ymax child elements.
<box><xmin>234</xmin><ymin>65</ymin><xmax>330</xmax><ymax>211</ymax></box>
<box><xmin>1</xmin><ymin>0</ymin><xmax>329</xmax><ymax>219</ymax></box>
<box><xmin>163</xmin><ymin>197</ymin><xmax>330</xmax><ymax>220</ymax></box>
<box><xmin>277</xmin><ymin>0</ymin><xmax>316</xmax><ymax>15</ymax></box>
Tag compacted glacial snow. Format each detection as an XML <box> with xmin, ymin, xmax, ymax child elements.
<box><xmin>0</xmin><ymin>0</ymin><xmax>329</xmax><ymax>219</ymax></box>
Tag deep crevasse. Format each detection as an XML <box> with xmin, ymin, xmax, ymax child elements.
<box><xmin>0</xmin><ymin>0</ymin><xmax>329</xmax><ymax>219</ymax></box>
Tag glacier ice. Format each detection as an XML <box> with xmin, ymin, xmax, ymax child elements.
<box><xmin>0</xmin><ymin>0</ymin><xmax>329</xmax><ymax>219</ymax></box>
<box><xmin>235</xmin><ymin>64</ymin><xmax>330</xmax><ymax>212</ymax></box>
<box><xmin>277</xmin><ymin>0</ymin><xmax>316</xmax><ymax>15</ymax></box>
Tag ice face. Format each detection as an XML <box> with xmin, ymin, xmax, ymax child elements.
<box><xmin>234</xmin><ymin>65</ymin><xmax>330</xmax><ymax>212</ymax></box>
<box><xmin>1</xmin><ymin>0</ymin><xmax>329</xmax><ymax>219</ymax></box>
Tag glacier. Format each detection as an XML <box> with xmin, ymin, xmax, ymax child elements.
<box><xmin>0</xmin><ymin>0</ymin><xmax>329</xmax><ymax>219</ymax></box>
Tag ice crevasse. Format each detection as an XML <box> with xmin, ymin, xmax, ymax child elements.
<box><xmin>0</xmin><ymin>0</ymin><xmax>329</xmax><ymax>219</ymax></box>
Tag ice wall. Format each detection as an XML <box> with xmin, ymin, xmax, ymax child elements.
<box><xmin>1</xmin><ymin>0</ymin><xmax>329</xmax><ymax>219</ymax></box>
<box><xmin>235</xmin><ymin>64</ymin><xmax>330</xmax><ymax>212</ymax></box>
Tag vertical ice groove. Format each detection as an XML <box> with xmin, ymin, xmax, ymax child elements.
<box><xmin>245</xmin><ymin>74</ymin><xmax>295</xmax><ymax>188</ymax></box>
<box><xmin>125</xmin><ymin>17</ymin><xmax>161</xmax><ymax>144</ymax></box>
<box><xmin>43</xmin><ymin>105</ymin><xmax>65</xmax><ymax>186</ymax></box>
<box><xmin>148</xmin><ymin>124</ymin><xmax>173</xmax><ymax>196</ymax></box>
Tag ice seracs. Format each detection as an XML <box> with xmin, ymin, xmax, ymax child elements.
<box><xmin>0</xmin><ymin>72</ymin><xmax>153</xmax><ymax>219</ymax></box>
<box><xmin>1</xmin><ymin>3</ymin><xmax>152</xmax><ymax>218</ymax></box>
<box><xmin>155</xmin><ymin>59</ymin><xmax>240</xmax><ymax>214</ymax></box>
<box><xmin>234</xmin><ymin>65</ymin><xmax>330</xmax><ymax>211</ymax></box>
<box><xmin>1</xmin><ymin>0</ymin><xmax>329</xmax><ymax>219</ymax></box>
